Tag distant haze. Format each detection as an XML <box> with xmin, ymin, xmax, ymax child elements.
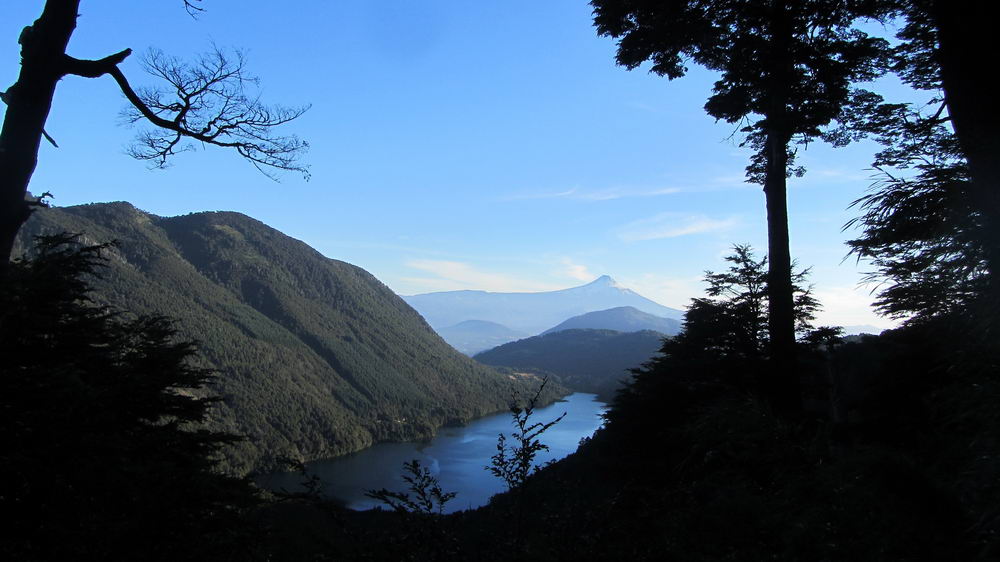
<box><xmin>403</xmin><ymin>275</ymin><xmax>683</xmax><ymax>336</ymax></box>
<box><xmin>437</xmin><ymin>320</ymin><xmax>529</xmax><ymax>356</ymax></box>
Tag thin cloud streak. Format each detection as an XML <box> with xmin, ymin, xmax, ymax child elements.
<box><xmin>618</xmin><ymin>213</ymin><xmax>739</xmax><ymax>242</ymax></box>
<box><xmin>402</xmin><ymin>259</ymin><xmax>564</xmax><ymax>293</ymax></box>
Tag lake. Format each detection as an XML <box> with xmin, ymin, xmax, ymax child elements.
<box><xmin>263</xmin><ymin>392</ymin><xmax>607</xmax><ymax>513</ymax></box>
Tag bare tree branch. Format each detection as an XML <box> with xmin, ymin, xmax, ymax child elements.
<box><xmin>183</xmin><ymin>0</ymin><xmax>205</xmax><ymax>17</ymax></box>
<box><xmin>62</xmin><ymin>46</ymin><xmax>309</xmax><ymax>180</ymax></box>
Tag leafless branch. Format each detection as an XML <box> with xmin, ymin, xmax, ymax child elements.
<box><xmin>119</xmin><ymin>47</ymin><xmax>309</xmax><ymax>180</ymax></box>
<box><xmin>61</xmin><ymin>45</ymin><xmax>309</xmax><ymax>180</ymax></box>
<box><xmin>183</xmin><ymin>0</ymin><xmax>205</xmax><ymax>17</ymax></box>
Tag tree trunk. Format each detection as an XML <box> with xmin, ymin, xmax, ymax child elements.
<box><xmin>0</xmin><ymin>1</ymin><xmax>79</xmax><ymax>263</ymax></box>
<box><xmin>930</xmin><ymin>1</ymin><xmax>1000</xmax><ymax>334</ymax></box>
<box><xmin>762</xmin><ymin>0</ymin><xmax>799</xmax><ymax>415</ymax></box>
<box><xmin>763</xmin><ymin>130</ymin><xmax>799</xmax><ymax>415</ymax></box>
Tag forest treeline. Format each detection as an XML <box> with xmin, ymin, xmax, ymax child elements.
<box><xmin>2</xmin><ymin>1</ymin><xmax>998</xmax><ymax>560</ymax></box>
<box><xmin>475</xmin><ymin>328</ymin><xmax>666</xmax><ymax>401</ymax></box>
<box><xmin>12</xmin><ymin>203</ymin><xmax>565</xmax><ymax>474</ymax></box>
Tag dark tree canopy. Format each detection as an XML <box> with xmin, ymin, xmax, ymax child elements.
<box><xmin>666</xmin><ymin>244</ymin><xmax>820</xmax><ymax>363</ymax></box>
<box><xmin>593</xmin><ymin>0</ymin><xmax>888</xmax><ymax>166</ymax></box>
<box><xmin>591</xmin><ymin>0</ymin><xmax>889</xmax><ymax>412</ymax></box>
<box><xmin>0</xmin><ymin>235</ymin><xmax>263</xmax><ymax>560</ymax></box>
<box><xmin>922</xmin><ymin>2</ymin><xmax>1000</xmax><ymax>308</ymax></box>
<box><xmin>836</xmin><ymin>1</ymin><xmax>998</xmax><ymax>334</ymax></box>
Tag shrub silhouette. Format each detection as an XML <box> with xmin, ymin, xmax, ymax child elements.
<box><xmin>366</xmin><ymin>458</ymin><xmax>456</xmax><ymax>515</ymax></box>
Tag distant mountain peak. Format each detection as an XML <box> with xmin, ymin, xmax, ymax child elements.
<box><xmin>405</xmin><ymin>274</ymin><xmax>684</xmax><ymax>335</ymax></box>
<box><xmin>584</xmin><ymin>275</ymin><xmax>625</xmax><ymax>290</ymax></box>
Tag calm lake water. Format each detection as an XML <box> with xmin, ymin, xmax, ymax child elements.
<box><xmin>263</xmin><ymin>392</ymin><xmax>606</xmax><ymax>513</ymax></box>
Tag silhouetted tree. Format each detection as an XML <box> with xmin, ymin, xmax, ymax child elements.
<box><xmin>921</xmin><ymin>3</ymin><xmax>1000</xmax><ymax>314</ymax></box>
<box><xmin>0</xmin><ymin>235</ymin><xmax>263</xmax><ymax>561</ymax></box>
<box><xmin>366</xmin><ymin>459</ymin><xmax>457</xmax><ymax>516</ymax></box>
<box><xmin>486</xmin><ymin>379</ymin><xmax>565</xmax><ymax>552</ymax></box>
<box><xmin>843</xmin><ymin>99</ymin><xmax>981</xmax><ymax>320</ymax></box>
<box><xmin>665</xmin><ymin>244</ymin><xmax>819</xmax><ymax>363</ymax></box>
<box><xmin>591</xmin><ymin>0</ymin><xmax>889</xmax><ymax>413</ymax></box>
<box><xmin>837</xmin><ymin>2</ymin><xmax>996</xmax><ymax>333</ymax></box>
<box><xmin>0</xmin><ymin>1</ymin><xmax>308</xmax><ymax>262</ymax></box>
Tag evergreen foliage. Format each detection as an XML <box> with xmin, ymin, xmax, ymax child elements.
<box><xmin>0</xmin><ymin>235</ymin><xmax>263</xmax><ymax>561</ymax></box>
<box><xmin>835</xmin><ymin>4</ymin><xmax>987</xmax><ymax>323</ymax></box>
<box><xmin>441</xmin><ymin>263</ymin><xmax>997</xmax><ymax>561</ymax></box>
<box><xmin>666</xmin><ymin>244</ymin><xmax>821</xmax><ymax>361</ymax></box>
<box><xmin>16</xmin><ymin>203</ymin><xmax>564</xmax><ymax>473</ymax></box>
<box><xmin>474</xmin><ymin>328</ymin><xmax>664</xmax><ymax>401</ymax></box>
<box><xmin>590</xmin><ymin>0</ymin><xmax>893</xmax><ymax>410</ymax></box>
<box><xmin>4</xmin><ymin>4</ymin><xmax>998</xmax><ymax>560</ymax></box>
<box><xmin>541</xmin><ymin>306</ymin><xmax>680</xmax><ymax>336</ymax></box>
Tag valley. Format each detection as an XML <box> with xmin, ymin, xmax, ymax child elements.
<box><xmin>16</xmin><ymin>202</ymin><xmax>670</xmax><ymax>476</ymax></box>
<box><xmin>16</xmin><ymin>203</ymin><xmax>570</xmax><ymax>473</ymax></box>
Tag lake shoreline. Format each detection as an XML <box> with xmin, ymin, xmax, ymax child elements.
<box><xmin>262</xmin><ymin>392</ymin><xmax>607</xmax><ymax>513</ymax></box>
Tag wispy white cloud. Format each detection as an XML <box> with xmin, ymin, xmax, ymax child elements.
<box><xmin>505</xmin><ymin>185</ymin><xmax>681</xmax><ymax>202</ymax></box>
<box><xmin>558</xmin><ymin>257</ymin><xmax>595</xmax><ymax>282</ymax></box>
<box><xmin>618</xmin><ymin>213</ymin><xmax>739</xmax><ymax>242</ymax></box>
<box><xmin>402</xmin><ymin>260</ymin><xmax>564</xmax><ymax>293</ymax></box>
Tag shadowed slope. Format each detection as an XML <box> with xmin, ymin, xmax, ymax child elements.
<box><xmin>541</xmin><ymin>306</ymin><xmax>681</xmax><ymax>336</ymax></box>
<box><xmin>17</xmin><ymin>202</ymin><xmax>559</xmax><ymax>472</ymax></box>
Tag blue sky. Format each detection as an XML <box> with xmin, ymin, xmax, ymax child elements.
<box><xmin>2</xmin><ymin>1</ymin><xmax>913</xmax><ymax>329</ymax></box>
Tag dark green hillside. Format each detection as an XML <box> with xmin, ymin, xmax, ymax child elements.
<box><xmin>474</xmin><ymin>329</ymin><xmax>664</xmax><ymax>401</ymax></box>
<box><xmin>541</xmin><ymin>305</ymin><xmax>681</xmax><ymax>336</ymax></box>
<box><xmin>16</xmin><ymin>202</ymin><xmax>560</xmax><ymax>473</ymax></box>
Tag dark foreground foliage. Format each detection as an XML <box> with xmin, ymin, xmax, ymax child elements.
<box><xmin>0</xmin><ymin>235</ymin><xmax>264</xmax><ymax>561</ymax></box>
<box><xmin>254</xmin><ymin>247</ymin><xmax>1000</xmax><ymax>561</ymax></box>
<box><xmin>8</xmin><ymin>237</ymin><xmax>994</xmax><ymax>561</ymax></box>
<box><xmin>256</xmin><ymin>317</ymin><xmax>999</xmax><ymax>561</ymax></box>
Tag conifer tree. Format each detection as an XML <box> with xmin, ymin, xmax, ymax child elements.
<box><xmin>0</xmin><ymin>235</ymin><xmax>263</xmax><ymax>561</ymax></box>
<box><xmin>591</xmin><ymin>0</ymin><xmax>888</xmax><ymax>413</ymax></box>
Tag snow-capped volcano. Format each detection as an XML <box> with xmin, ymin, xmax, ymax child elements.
<box><xmin>402</xmin><ymin>276</ymin><xmax>683</xmax><ymax>336</ymax></box>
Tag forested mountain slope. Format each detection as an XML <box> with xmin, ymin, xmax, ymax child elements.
<box><xmin>474</xmin><ymin>328</ymin><xmax>665</xmax><ymax>401</ymax></box>
<box><xmin>16</xmin><ymin>202</ymin><xmax>559</xmax><ymax>473</ymax></box>
<box><xmin>541</xmin><ymin>306</ymin><xmax>681</xmax><ymax>336</ymax></box>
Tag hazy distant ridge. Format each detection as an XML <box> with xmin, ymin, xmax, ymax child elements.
<box><xmin>437</xmin><ymin>320</ymin><xmax>528</xmax><ymax>356</ymax></box>
<box><xmin>404</xmin><ymin>275</ymin><xmax>683</xmax><ymax>336</ymax></box>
